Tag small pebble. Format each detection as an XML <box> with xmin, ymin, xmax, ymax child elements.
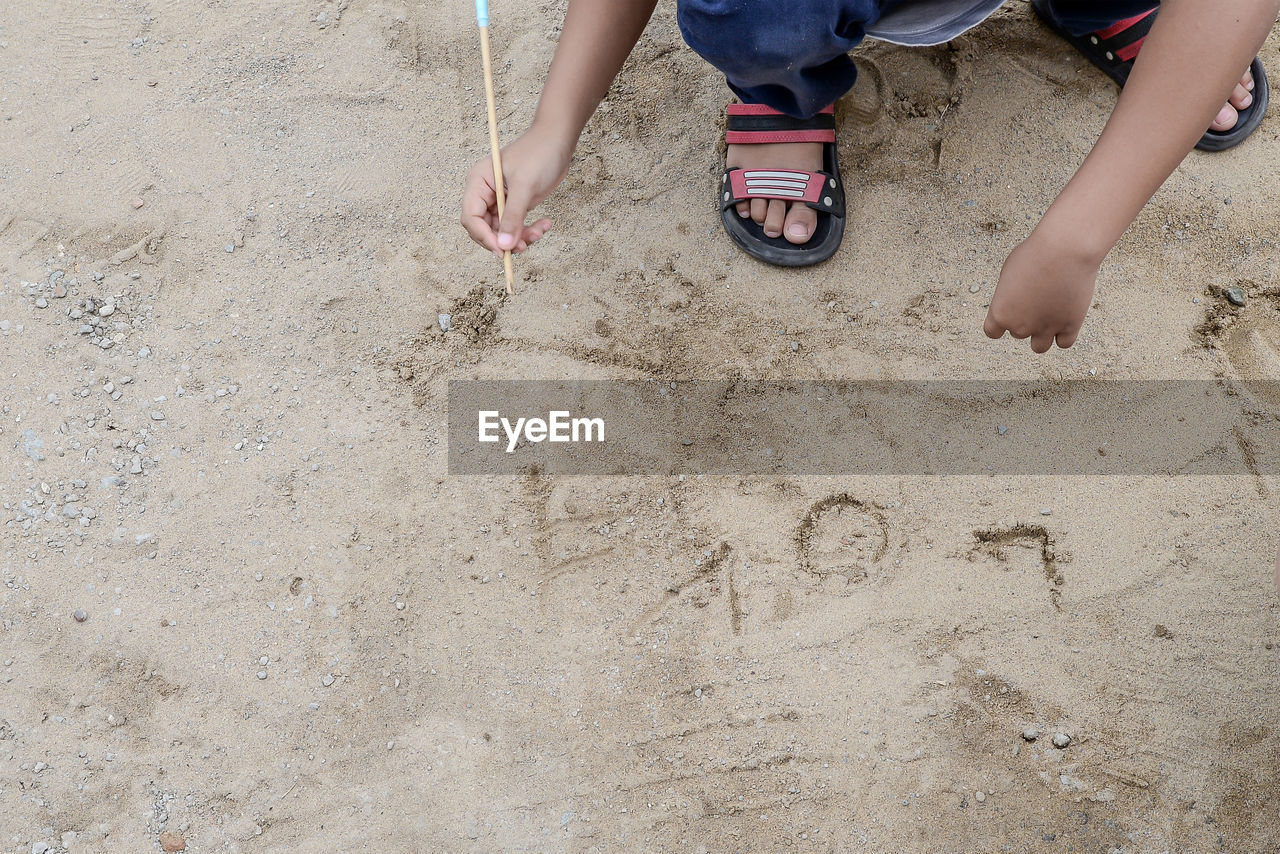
<box><xmin>438</xmin><ymin>313</ymin><xmax>452</xmax><ymax>333</ymax></box>
<box><xmin>35</xmin><ymin>297</ymin><xmax>48</xmax><ymax>308</ymax></box>
<box><xmin>975</xmin><ymin>791</ymin><xmax>986</xmax><ymax>803</ymax></box>
<box><xmin>1021</xmin><ymin>728</ymin><xmax>1039</xmax><ymax>742</ymax></box>
<box><xmin>322</xmin><ymin>673</ymin><xmax>335</xmax><ymax>687</ymax></box>
<box><xmin>1225</xmin><ymin>287</ymin><xmax>1246</xmax><ymax>307</ymax></box>
<box><xmin>225</xmin><ymin>244</ymin><xmax>235</xmax><ymax>253</ymax></box>
<box><xmin>73</xmin><ymin>608</ymin><xmax>88</xmax><ymax>622</ymax></box>
<box><xmin>257</xmin><ymin>670</ymin><xmax>267</xmax><ymax>680</ymax></box>
<box><xmin>98</xmin><ymin>303</ymin><xmax>115</xmax><ymax>317</ymax></box>
<box><xmin>1052</xmin><ymin>732</ymin><xmax>1072</xmax><ymax>749</ymax></box>
<box><xmin>1039</xmin><ymin>507</ymin><xmax>1052</xmax><ymax>516</ymax></box>
<box><xmin>997</xmin><ymin>425</ymin><xmax>1009</xmax><ymax>436</ymax></box>
<box><xmin>159</xmin><ymin>831</ymin><xmax>186</xmax><ymax>852</ymax></box>
<box><xmin>132</xmin><ymin>197</ymin><xmax>145</xmax><ymax>209</ymax></box>
<box><xmin>968</xmin><ymin>284</ymin><xmax>981</xmax><ymax>294</ymax></box>
<box><xmin>151</xmin><ymin>410</ymin><xmax>165</xmax><ymax>421</ymax></box>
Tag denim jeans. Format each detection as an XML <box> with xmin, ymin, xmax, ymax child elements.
<box><xmin>676</xmin><ymin>0</ymin><xmax>1162</xmax><ymax>117</ymax></box>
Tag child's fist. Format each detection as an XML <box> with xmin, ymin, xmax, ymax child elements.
<box><xmin>984</xmin><ymin>232</ymin><xmax>1101</xmax><ymax>353</ymax></box>
<box><xmin>460</xmin><ymin>129</ymin><xmax>572</xmax><ymax>258</ymax></box>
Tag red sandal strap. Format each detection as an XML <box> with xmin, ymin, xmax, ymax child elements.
<box><xmin>1094</xmin><ymin>11</ymin><xmax>1153</xmax><ymax>41</ymax></box>
<box><xmin>726</xmin><ymin>128</ymin><xmax>836</xmax><ymax>144</ymax></box>
<box><xmin>726</xmin><ymin>103</ymin><xmax>837</xmax><ymax>145</ymax></box>
<box><xmin>727</xmin><ymin>104</ymin><xmax>835</xmax><ymax>116</ymax></box>
<box><xmin>1112</xmin><ymin>37</ymin><xmax>1145</xmax><ymax>62</ymax></box>
<box><xmin>723</xmin><ymin>168</ymin><xmax>843</xmax><ymax>214</ymax></box>
<box><xmin>1092</xmin><ymin>9</ymin><xmax>1155</xmax><ymax>62</ymax></box>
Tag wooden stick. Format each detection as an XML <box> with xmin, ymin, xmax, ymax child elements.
<box><xmin>478</xmin><ymin>25</ymin><xmax>514</xmax><ymax>294</ymax></box>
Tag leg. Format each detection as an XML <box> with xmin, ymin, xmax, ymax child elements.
<box><xmin>1041</xmin><ymin>0</ymin><xmax>1259</xmax><ymax>136</ymax></box>
<box><xmin>678</xmin><ymin>0</ymin><xmax>883</xmax><ymax>244</ymax></box>
<box><xmin>676</xmin><ymin>0</ymin><xmax>883</xmax><ymax>118</ymax></box>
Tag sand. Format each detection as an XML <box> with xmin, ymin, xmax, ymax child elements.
<box><xmin>1</xmin><ymin>0</ymin><xmax>1278</xmax><ymax>851</ymax></box>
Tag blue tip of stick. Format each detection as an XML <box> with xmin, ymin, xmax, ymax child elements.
<box><xmin>475</xmin><ymin>0</ymin><xmax>489</xmax><ymax>27</ymax></box>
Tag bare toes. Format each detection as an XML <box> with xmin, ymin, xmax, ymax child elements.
<box><xmin>1212</xmin><ymin>103</ymin><xmax>1240</xmax><ymax>132</ymax></box>
<box><xmin>763</xmin><ymin>199</ymin><xmax>786</xmax><ymax>238</ymax></box>
<box><xmin>1229</xmin><ymin>82</ymin><xmax>1253</xmax><ymax>111</ymax></box>
<box><xmin>750</xmin><ymin>198</ymin><xmax>767</xmax><ymax>224</ymax></box>
<box><xmin>783</xmin><ymin>202</ymin><xmax>816</xmax><ymax>244</ymax></box>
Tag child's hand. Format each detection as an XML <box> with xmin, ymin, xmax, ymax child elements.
<box><xmin>983</xmin><ymin>231</ymin><xmax>1101</xmax><ymax>353</ymax></box>
<box><xmin>460</xmin><ymin>129</ymin><xmax>571</xmax><ymax>257</ymax></box>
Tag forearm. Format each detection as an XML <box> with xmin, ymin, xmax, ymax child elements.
<box><xmin>531</xmin><ymin>0</ymin><xmax>659</xmax><ymax>149</ymax></box>
<box><xmin>1038</xmin><ymin>0</ymin><xmax>1279</xmax><ymax>258</ymax></box>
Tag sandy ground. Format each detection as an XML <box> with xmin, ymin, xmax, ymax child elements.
<box><xmin>2</xmin><ymin>0</ymin><xmax>1279</xmax><ymax>851</ymax></box>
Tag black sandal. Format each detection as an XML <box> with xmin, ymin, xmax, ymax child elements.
<box><xmin>1031</xmin><ymin>0</ymin><xmax>1268</xmax><ymax>152</ymax></box>
<box><xmin>720</xmin><ymin>103</ymin><xmax>846</xmax><ymax>267</ymax></box>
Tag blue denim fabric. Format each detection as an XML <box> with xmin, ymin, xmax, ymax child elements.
<box><xmin>677</xmin><ymin>0</ymin><xmax>1161</xmax><ymax>118</ymax></box>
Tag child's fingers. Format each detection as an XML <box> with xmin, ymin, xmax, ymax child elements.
<box><xmin>1029</xmin><ymin>332</ymin><xmax>1055</xmax><ymax>354</ymax></box>
<box><xmin>497</xmin><ymin>183</ymin><xmax>535</xmax><ymax>250</ymax></box>
<box><xmin>461</xmin><ymin>167</ymin><xmax>501</xmax><ymax>251</ymax></box>
<box><xmin>509</xmin><ymin>221</ymin><xmax>554</xmax><ymax>255</ymax></box>
<box><xmin>982</xmin><ymin>313</ymin><xmax>1007</xmax><ymax>340</ymax></box>
<box><xmin>522</xmin><ymin>219</ymin><xmax>552</xmax><ymax>245</ymax></box>
<box><xmin>462</xmin><ymin>205</ymin><xmax>500</xmax><ymax>251</ymax></box>
<box><xmin>1054</xmin><ymin>328</ymin><xmax>1079</xmax><ymax>349</ymax></box>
